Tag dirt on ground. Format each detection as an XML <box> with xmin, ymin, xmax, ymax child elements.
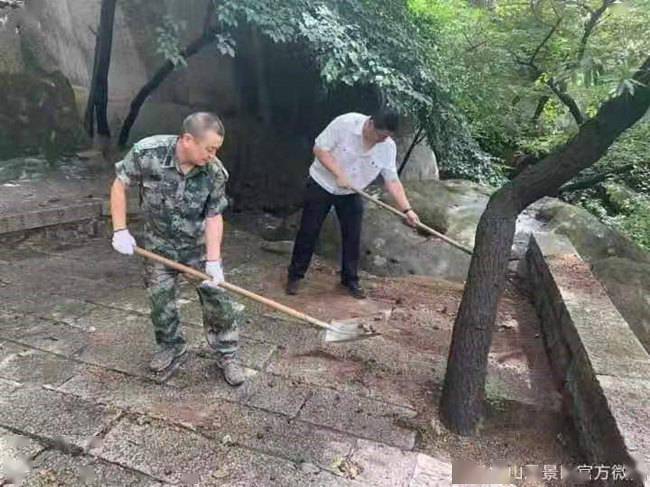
<box><xmin>222</xmin><ymin>224</ymin><xmax>584</xmax><ymax>485</ymax></box>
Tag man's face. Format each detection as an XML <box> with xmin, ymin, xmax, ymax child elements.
<box><xmin>180</xmin><ymin>131</ymin><xmax>224</xmax><ymax>166</ymax></box>
<box><xmin>368</xmin><ymin>120</ymin><xmax>393</xmax><ymax>144</ymax></box>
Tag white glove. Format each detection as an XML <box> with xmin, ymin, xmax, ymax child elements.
<box><xmin>112</xmin><ymin>229</ymin><xmax>136</xmax><ymax>255</ymax></box>
<box><xmin>204</xmin><ymin>260</ymin><xmax>225</xmax><ymax>287</ymax></box>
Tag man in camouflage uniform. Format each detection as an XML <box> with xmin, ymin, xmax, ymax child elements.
<box><xmin>109</xmin><ymin>112</ymin><xmax>245</xmax><ymax>386</ymax></box>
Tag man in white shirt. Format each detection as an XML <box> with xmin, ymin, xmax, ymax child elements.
<box><xmin>287</xmin><ymin>108</ymin><xmax>420</xmax><ymax>299</ymax></box>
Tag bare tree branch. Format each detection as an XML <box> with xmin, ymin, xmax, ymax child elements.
<box><xmin>532</xmin><ymin>95</ymin><xmax>550</xmax><ymax>122</ymax></box>
<box><xmin>517</xmin><ymin>1</ymin><xmax>615</xmax><ymax>126</ymax></box>
<box><xmin>576</xmin><ymin>0</ymin><xmax>615</xmax><ymax>64</ymax></box>
<box><xmin>558</xmin><ymin>164</ymin><xmax>635</xmax><ymax>193</ymax></box>
<box><xmin>529</xmin><ymin>16</ymin><xmax>563</xmax><ymax>65</ymax></box>
<box><xmin>119</xmin><ymin>5</ymin><xmax>221</xmax><ymax>146</ymax></box>
<box><xmin>548</xmin><ymin>79</ymin><xmax>586</xmax><ymax>124</ymax></box>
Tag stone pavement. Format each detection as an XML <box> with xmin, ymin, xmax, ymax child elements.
<box><xmin>0</xmin><ymin>229</ymin><xmax>457</xmax><ymax>486</ymax></box>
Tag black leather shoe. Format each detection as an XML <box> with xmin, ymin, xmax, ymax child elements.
<box><xmin>342</xmin><ymin>282</ymin><xmax>366</xmax><ymax>300</ymax></box>
<box><xmin>286</xmin><ymin>278</ymin><xmax>301</xmax><ymax>295</ymax></box>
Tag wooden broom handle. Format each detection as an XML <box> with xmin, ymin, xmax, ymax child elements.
<box><xmin>353</xmin><ymin>188</ymin><xmax>473</xmax><ymax>255</ymax></box>
<box><xmin>134</xmin><ymin>247</ymin><xmax>335</xmax><ymax>331</ymax></box>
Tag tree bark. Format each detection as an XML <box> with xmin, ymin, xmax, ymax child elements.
<box><xmin>250</xmin><ymin>27</ymin><xmax>272</xmax><ymax>126</ymax></box>
<box><xmin>118</xmin><ymin>24</ymin><xmax>219</xmax><ymax>147</ymax></box>
<box><xmin>84</xmin><ymin>0</ymin><xmax>117</xmax><ymax>138</ymax></box>
<box><xmin>548</xmin><ymin>80</ymin><xmax>586</xmax><ymax>125</ymax></box>
<box><xmin>439</xmin><ymin>56</ymin><xmax>650</xmax><ymax>436</ymax></box>
<box><xmin>576</xmin><ymin>0</ymin><xmax>615</xmax><ymax>65</ymax></box>
<box><xmin>531</xmin><ymin>95</ymin><xmax>549</xmax><ymax>123</ymax></box>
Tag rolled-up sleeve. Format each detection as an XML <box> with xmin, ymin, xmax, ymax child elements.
<box><xmin>205</xmin><ymin>168</ymin><xmax>229</xmax><ymax>217</ymax></box>
<box><xmin>314</xmin><ymin>116</ymin><xmax>343</xmax><ymax>151</ymax></box>
<box><xmin>379</xmin><ymin>142</ymin><xmax>399</xmax><ymax>182</ymax></box>
<box><xmin>114</xmin><ymin>147</ymin><xmax>141</xmax><ymax>187</ymax></box>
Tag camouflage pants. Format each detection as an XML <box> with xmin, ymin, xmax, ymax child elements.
<box><xmin>143</xmin><ymin>253</ymin><xmax>242</xmax><ymax>358</ymax></box>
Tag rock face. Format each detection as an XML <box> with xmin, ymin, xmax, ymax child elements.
<box><xmin>0</xmin><ymin>0</ymin><xmax>236</xmax><ymax>137</ymax></box>
<box><xmin>591</xmin><ymin>258</ymin><xmax>650</xmax><ymax>353</ymax></box>
<box><xmin>527</xmin><ymin>198</ymin><xmax>650</xmax><ymax>352</ymax></box>
<box><xmin>317</xmin><ymin>180</ymin><xmax>491</xmax><ymax>282</ymax></box>
<box><xmin>0</xmin><ymin>71</ymin><xmax>86</xmax><ymax>160</ymax></box>
<box><xmin>394</xmin><ymin>120</ymin><xmax>439</xmax><ymax>182</ymax></box>
<box><xmin>532</xmin><ymin>198</ymin><xmax>650</xmax><ymax>264</ymax></box>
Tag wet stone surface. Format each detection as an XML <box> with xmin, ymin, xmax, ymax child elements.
<box><xmin>0</xmin><ymin>231</ymin><xmax>576</xmax><ymax>485</ymax></box>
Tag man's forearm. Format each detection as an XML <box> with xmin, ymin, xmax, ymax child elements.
<box><xmin>384</xmin><ymin>180</ymin><xmax>411</xmax><ymax>211</ymax></box>
<box><xmin>205</xmin><ymin>214</ymin><xmax>224</xmax><ymax>261</ymax></box>
<box><xmin>314</xmin><ymin>148</ymin><xmax>345</xmax><ymax>179</ymax></box>
<box><xmin>110</xmin><ymin>179</ymin><xmax>128</xmax><ymax>231</ymax></box>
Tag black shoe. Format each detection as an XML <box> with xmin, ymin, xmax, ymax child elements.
<box><xmin>342</xmin><ymin>282</ymin><xmax>366</xmax><ymax>300</ymax></box>
<box><xmin>286</xmin><ymin>278</ymin><xmax>301</xmax><ymax>295</ymax></box>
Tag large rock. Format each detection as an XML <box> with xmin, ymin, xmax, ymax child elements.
<box><xmin>591</xmin><ymin>258</ymin><xmax>650</xmax><ymax>353</ymax></box>
<box><xmin>0</xmin><ymin>71</ymin><xmax>87</xmax><ymax>160</ymax></box>
<box><xmin>0</xmin><ymin>0</ymin><xmax>237</xmax><ymax>137</ymax></box>
<box><xmin>531</xmin><ymin>198</ymin><xmax>650</xmax><ymax>264</ymax></box>
<box><xmin>394</xmin><ymin>121</ymin><xmax>439</xmax><ymax>182</ymax></box>
<box><xmin>258</xmin><ymin>179</ymin><xmax>650</xmax><ymax>351</ymax></box>
<box><xmin>527</xmin><ymin>197</ymin><xmax>650</xmax><ymax>352</ymax></box>
<box><xmin>317</xmin><ymin>180</ymin><xmax>491</xmax><ymax>282</ymax></box>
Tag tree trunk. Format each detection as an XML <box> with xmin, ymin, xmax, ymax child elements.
<box><xmin>439</xmin><ymin>56</ymin><xmax>650</xmax><ymax>436</ymax></box>
<box><xmin>531</xmin><ymin>95</ymin><xmax>549</xmax><ymax>123</ymax></box>
<box><xmin>250</xmin><ymin>28</ymin><xmax>272</xmax><ymax>126</ymax></box>
<box><xmin>84</xmin><ymin>0</ymin><xmax>117</xmax><ymax>138</ymax></box>
<box><xmin>118</xmin><ymin>25</ymin><xmax>219</xmax><ymax>147</ymax></box>
<box><xmin>548</xmin><ymin>80</ymin><xmax>586</xmax><ymax>125</ymax></box>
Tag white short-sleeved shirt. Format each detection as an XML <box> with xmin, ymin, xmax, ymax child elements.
<box><xmin>309</xmin><ymin>112</ymin><xmax>399</xmax><ymax>195</ymax></box>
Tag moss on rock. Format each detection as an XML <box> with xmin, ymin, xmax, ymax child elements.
<box><xmin>0</xmin><ymin>71</ymin><xmax>88</xmax><ymax>160</ymax></box>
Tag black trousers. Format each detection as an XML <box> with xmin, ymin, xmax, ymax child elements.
<box><xmin>288</xmin><ymin>178</ymin><xmax>363</xmax><ymax>285</ymax></box>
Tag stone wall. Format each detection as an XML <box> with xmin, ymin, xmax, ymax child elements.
<box><xmin>527</xmin><ymin>233</ymin><xmax>649</xmax><ymax>485</ymax></box>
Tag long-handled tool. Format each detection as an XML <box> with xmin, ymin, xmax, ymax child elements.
<box><xmin>353</xmin><ymin>188</ymin><xmax>474</xmax><ymax>256</ymax></box>
<box><xmin>134</xmin><ymin>247</ymin><xmax>379</xmax><ymax>343</ymax></box>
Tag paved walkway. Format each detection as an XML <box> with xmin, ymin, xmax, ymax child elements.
<box><xmin>0</xmin><ymin>224</ymin><xmax>570</xmax><ymax>486</ymax></box>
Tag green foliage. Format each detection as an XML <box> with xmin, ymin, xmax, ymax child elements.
<box><xmin>409</xmin><ymin>0</ymin><xmax>520</xmax><ymax>156</ymax></box>
<box><xmin>576</xmin><ymin>185</ymin><xmax>650</xmax><ymax>251</ymax></box>
<box><xmin>216</xmin><ymin>0</ymin><xmax>497</xmax><ymax>183</ymax></box>
<box><xmin>214</xmin><ymin>33</ymin><xmax>236</xmax><ymax>58</ymax></box>
<box><xmin>563</xmin><ymin>121</ymin><xmax>650</xmax><ymax>248</ymax></box>
<box><xmin>155</xmin><ymin>15</ymin><xmax>188</xmax><ymax>68</ymax></box>
<box><xmin>410</xmin><ymin>0</ymin><xmax>650</xmax><ymax>246</ymax></box>
<box><xmin>409</xmin><ymin>0</ymin><xmax>650</xmax><ymax>158</ymax></box>
<box><xmin>597</xmin><ymin>120</ymin><xmax>650</xmax><ymax>196</ymax></box>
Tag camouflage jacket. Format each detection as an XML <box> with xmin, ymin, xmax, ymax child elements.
<box><xmin>115</xmin><ymin>135</ymin><xmax>229</xmax><ymax>252</ymax></box>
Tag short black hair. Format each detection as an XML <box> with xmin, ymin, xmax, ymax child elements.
<box><xmin>370</xmin><ymin>107</ymin><xmax>399</xmax><ymax>132</ymax></box>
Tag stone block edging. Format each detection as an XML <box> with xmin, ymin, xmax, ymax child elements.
<box><xmin>527</xmin><ymin>232</ymin><xmax>650</xmax><ymax>485</ymax></box>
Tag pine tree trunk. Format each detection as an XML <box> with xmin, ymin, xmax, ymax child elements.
<box><xmin>439</xmin><ymin>56</ymin><xmax>650</xmax><ymax>435</ymax></box>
